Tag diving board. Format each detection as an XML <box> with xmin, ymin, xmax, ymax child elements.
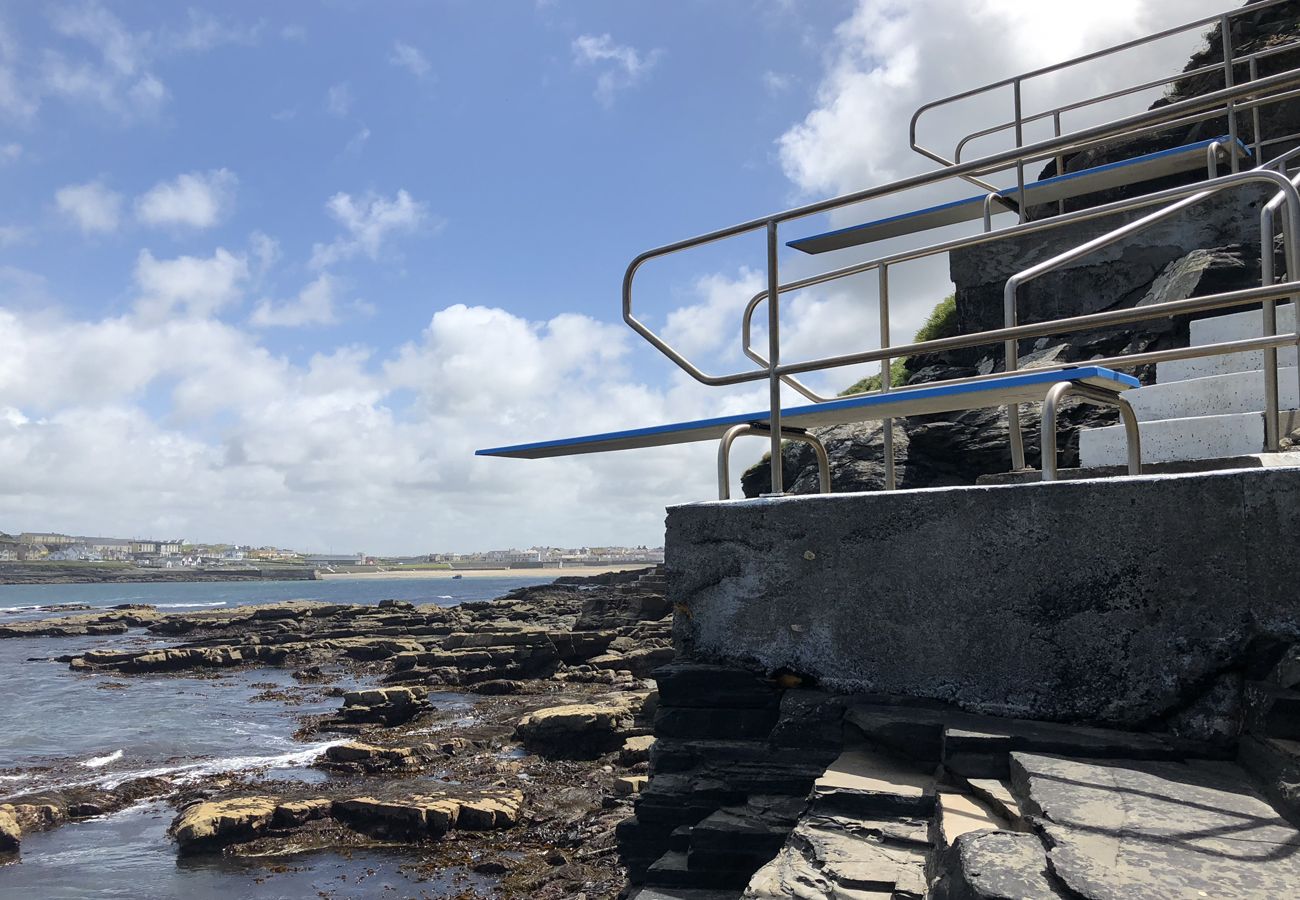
<box><xmin>788</xmin><ymin>137</ymin><xmax>1251</xmax><ymax>255</ymax></box>
<box><xmin>476</xmin><ymin>366</ymin><xmax>1139</xmax><ymax>460</ymax></box>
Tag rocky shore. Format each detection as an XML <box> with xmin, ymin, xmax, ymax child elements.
<box><xmin>0</xmin><ymin>567</ymin><xmax>672</xmax><ymax>898</ymax></box>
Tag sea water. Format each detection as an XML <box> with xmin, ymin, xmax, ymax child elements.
<box><xmin>0</xmin><ymin>576</ymin><xmax>551</xmax><ymax>898</ymax></box>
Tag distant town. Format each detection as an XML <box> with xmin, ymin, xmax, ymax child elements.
<box><xmin>0</xmin><ymin>530</ymin><xmax>664</xmax><ymax>573</ymax></box>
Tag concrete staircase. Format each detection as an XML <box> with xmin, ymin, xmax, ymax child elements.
<box><xmin>1080</xmin><ymin>303</ymin><xmax>1300</xmax><ymax>467</ymax></box>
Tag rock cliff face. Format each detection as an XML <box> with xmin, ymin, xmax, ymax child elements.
<box><xmin>745</xmin><ymin>0</ymin><xmax>1299</xmax><ymax>497</ymax></box>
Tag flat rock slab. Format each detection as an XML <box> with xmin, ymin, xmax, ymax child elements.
<box><xmin>935</xmin><ymin>830</ymin><xmax>1069</xmax><ymax>900</ymax></box>
<box><xmin>1010</xmin><ymin>753</ymin><xmax>1300</xmax><ymax>898</ymax></box>
<box><xmin>846</xmin><ymin>703</ymin><xmax>1178</xmax><ymax>773</ymax></box>
<box><xmin>963</xmin><ymin>779</ymin><xmax>1025</xmax><ymax>828</ymax></box>
<box><xmin>813</xmin><ymin>748</ymin><xmax>936</xmax><ymax>817</ymax></box>
<box><xmin>933</xmin><ymin>790</ymin><xmax>1007</xmax><ymax>852</ymax></box>
<box><xmin>743</xmin><ymin>822</ymin><xmax>919</xmax><ymax>899</ymax></box>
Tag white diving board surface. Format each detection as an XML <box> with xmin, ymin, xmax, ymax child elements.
<box><xmin>787</xmin><ymin>137</ymin><xmax>1251</xmax><ymax>255</ymax></box>
<box><xmin>476</xmin><ymin>366</ymin><xmax>1139</xmax><ymax>459</ymax></box>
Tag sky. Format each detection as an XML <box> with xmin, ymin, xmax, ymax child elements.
<box><xmin>0</xmin><ymin>0</ymin><xmax>1233</xmax><ymax>553</ymax></box>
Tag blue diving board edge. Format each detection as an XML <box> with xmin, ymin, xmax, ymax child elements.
<box><xmin>788</xmin><ymin>136</ymin><xmax>1250</xmax><ymax>255</ymax></box>
<box><xmin>476</xmin><ymin>366</ymin><xmax>1139</xmax><ymax>460</ymax></box>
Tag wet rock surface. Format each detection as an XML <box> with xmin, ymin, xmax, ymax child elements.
<box><xmin>2</xmin><ymin>566</ymin><xmax>672</xmax><ymax>898</ymax></box>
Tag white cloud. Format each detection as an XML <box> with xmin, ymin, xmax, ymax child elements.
<box><xmin>251</xmin><ymin>274</ymin><xmax>340</xmax><ymax>327</ymax></box>
<box><xmin>0</xmin><ymin>24</ymin><xmax>36</xmax><ymax>122</ymax></box>
<box><xmin>389</xmin><ymin>42</ymin><xmax>430</xmax><ymax>78</ymax></box>
<box><xmin>326</xmin><ymin>82</ymin><xmax>352</xmax><ymax>117</ymax></box>
<box><xmin>43</xmin><ymin>2</ymin><xmax>167</xmax><ymax>120</ymax></box>
<box><xmin>0</xmin><ymin>291</ymin><xmax>731</xmax><ymax>551</ymax></box>
<box><xmin>135</xmin><ymin>168</ymin><xmax>238</xmax><ymax>229</ymax></box>
<box><xmin>249</xmin><ymin>231</ymin><xmax>280</xmax><ymax>277</ymax></box>
<box><xmin>344</xmin><ymin>126</ymin><xmax>371</xmax><ymax>156</ymax></box>
<box><xmin>132</xmin><ymin>247</ymin><xmax>249</xmax><ymax>320</ymax></box>
<box><xmin>310</xmin><ymin>189</ymin><xmax>430</xmax><ymax>268</ymax></box>
<box><xmin>778</xmin><ymin>0</ymin><xmax>1228</xmax><ymax>199</ymax></box>
<box><xmin>158</xmin><ymin>10</ymin><xmax>264</xmax><ymax>53</ymax></box>
<box><xmin>55</xmin><ymin>180</ymin><xmax>122</xmax><ymax>233</ymax></box>
<box><xmin>762</xmin><ymin>71</ymin><xmax>793</xmax><ymax>96</ymax></box>
<box><xmin>0</xmin><ymin>225</ymin><xmax>25</xmax><ymax>246</ymax></box>
<box><xmin>571</xmin><ymin>33</ymin><xmax>661</xmax><ymax>107</ymax></box>
<box><xmin>663</xmin><ymin>269</ymin><xmax>763</xmax><ymax>361</ymax></box>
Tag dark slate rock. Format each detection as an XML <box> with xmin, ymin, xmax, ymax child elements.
<box><xmin>1237</xmin><ymin>735</ymin><xmax>1300</xmax><ymax>826</ymax></box>
<box><xmin>653</xmin><ymin>706</ymin><xmax>779</xmax><ymax>742</ymax></box>
<box><xmin>652</xmin><ymin>660</ymin><xmax>781</xmax><ymax>710</ymax></box>
<box><xmin>767</xmin><ymin>689</ymin><xmax>846</xmax><ymax>750</ymax></box>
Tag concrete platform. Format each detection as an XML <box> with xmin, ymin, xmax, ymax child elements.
<box><xmin>978</xmin><ymin>451</ymin><xmax>1300</xmax><ymax>484</ymax></box>
<box><xmin>665</xmin><ymin>467</ymin><xmax>1300</xmax><ymax>725</ymax></box>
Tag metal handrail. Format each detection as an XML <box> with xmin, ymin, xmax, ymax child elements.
<box><xmin>1002</xmin><ymin>168</ymin><xmax>1300</xmax><ymax>467</ymax></box>
<box><xmin>623</xmin><ymin>5</ymin><xmax>1300</xmax><ymax>493</ymax></box>
<box><xmin>623</xmin><ymin>67</ymin><xmax>1300</xmax><ymax>391</ymax></box>
<box><xmin>912</xmin><ymin>0</ymin><xmax>1297</xmax><ymax>174</ymax></box>
<box><xmin>737</xmin><ymin>146</ymin><xmax>1243</xmax><ymax>406</ymax></box>
<box><xmin>950</xmin><ymin>39</ymin><xmax>1300</xmax><ymax>166</ymax></box>
<box><xmin>727</xmin><ymin>165</ymin><xmax>1300</xmax><ymax>488</ymax></box>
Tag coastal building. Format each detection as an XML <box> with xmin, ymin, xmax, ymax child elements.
<box><xmin>19</xmin><ymin>532</ymin><xmax>76</xmax><ymax>548</ymax></box>
<box><xmin>301</xmin><ymin>552</ymin><xmax>366</xmax><ymax>566</ymax></box>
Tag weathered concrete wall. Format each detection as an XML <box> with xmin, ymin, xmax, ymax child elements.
<box><xmin>667</xmin><ymin>467</ymin><xmax>1300</xmax><ymax>726</ymax></box>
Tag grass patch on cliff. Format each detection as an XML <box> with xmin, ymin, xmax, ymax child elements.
<box><xmin>839</xmin><ymin>293</ymin><xmax>957</xmax><ymax>396</ymax></box>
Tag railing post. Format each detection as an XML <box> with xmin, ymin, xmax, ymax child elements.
<box><xmin>879</xmin><ymin>265</ymin><xmax>896</xmax><ymax>490</ymax></box>
<box><xmin>1222</xmin><ymin>15</ymin><xmax>1240</xmax><ymax>174</ymax></box>
<box><xmin>1053</xmin><ymin>111</ymin><xmax>1065</xmax><ymax>216</ymax></box>
<box><xmin>1250</xmin><ymin>57</ymin><xmax>1263</xmax><ymax>162</ymax></box>
<box><xmin>1013</xmin><ymin>79</ymin><xmax>1026</xmax><ymax>223</ymax></box>
<box><xmin>1005</xmin><ymin>277</ymin><xmax>1026</xmax><ymax>470</ymax></box>
<box><xmin>765</xmin><ymin>219</ymin><xmax>783</xmax><ymax>495</ymax></box>
<box><xmin>1262</xmin><ymin>208</ymin><xmax>1280</xmax><ymax>452</ymax></box>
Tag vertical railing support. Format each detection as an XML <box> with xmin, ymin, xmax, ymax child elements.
<box><xmin>765</xmin><ymin>219</ymin><xmax>783</xmax><ymax>495</ymax></box>
<box><xmin>1250</xmin><ymin>57</ymin><xmax>1263</xmax><ymax>162</ymax></box>
<box><xmin>1222</xmin><ymin>15</ymin><xmax>1240</xmax><ymax>174</ymax></box>
<box><xmin>1005</xmin><ymin>280</ymin><xmax>1025</xmax><ymax>470</ymax></box>
<box><xmin>879</xmin><ymin>265</ymin><xmax>896</xmax><ymax>490</ymax></box>
<box><xmin>1013</xmin><ymin>79</ymin><xmax>1027</xmax><ymax>223</ymax></box>
<box><xmin>1053</xmin><ymin>111</ymin><xmax>1066</xmax><ymax>217</ymax></box>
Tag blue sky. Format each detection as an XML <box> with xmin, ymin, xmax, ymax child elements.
<box><xmin>2</xmin><ymin>2</ymin><xmax>847</xmax><ymax>368</ymax></box>
<box><xmin>0</xmin><ymin>0</ymin><xmax>1225</xmax><ymax>552</ymax></box>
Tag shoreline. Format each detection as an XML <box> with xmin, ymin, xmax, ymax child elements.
<box><xmin>321</xmin><ymin>564</ymin><xmax>651</xmax><ymax>580</ymax></box>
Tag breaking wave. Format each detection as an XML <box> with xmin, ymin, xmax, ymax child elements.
<box><xmin>80</xmin><ymin>750</ymin><xmax>124</xmax><ymax>768</ymax></box>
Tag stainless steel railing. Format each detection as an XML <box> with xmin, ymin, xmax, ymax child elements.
<box><xmin>1001</xmin><ymin>167</ymin><xmax>1300</xmax><ymax>470</ymax></box>
<box><xmin>623</xmin><ymin>5</ymin><xmax>1300</xmax><ymax>494</ymax></box>
<box><xmin>912</xmin><ymin>0</ymin><xmax>1300</xmax><ymax>215</ymax></box>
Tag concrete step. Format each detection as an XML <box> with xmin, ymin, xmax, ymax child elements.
<box><xmin>1188</xmin><ymin>303</ymin><xmax>1296</xmax><ymax>348</ymax></box>
<box><xmin>1079</xmin><ymin>409</ymin><xmax>1300</xmax><ymax>467</ymax></box>
<box><xmin>1129</xmin><ymin>367</ymin><xmax>1299</xmax><ymax>421</ymax></box>
<box><xmin>1159</xmin><ymin>346</ymin><xmax>1298</xmax><ymax>381</ymax></box>
<box><xmin>1157</xmin><ymin>304</ymin><xmax>1297</xmax><ymax>381</ymax></box>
